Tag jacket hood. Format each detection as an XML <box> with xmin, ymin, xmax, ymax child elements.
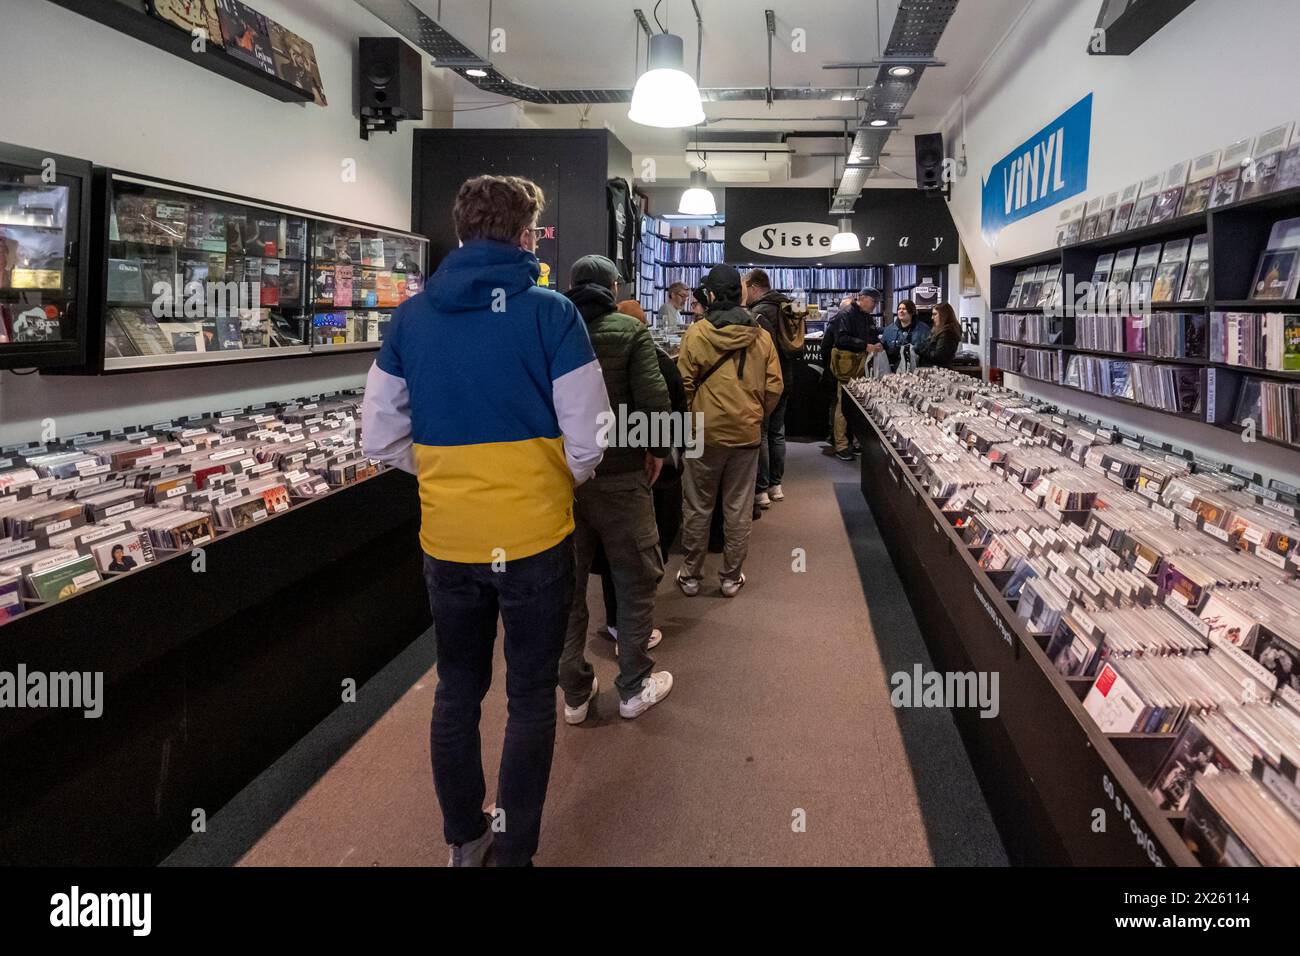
<box><xmin>699</xmin><ymin>306</ymin><xmax>761</xmax><ymax>349</ymax></box>
<box><xmin>424</xmin><ymin>240</ymin><xmax>540</xmax><ymax>313</ymax></box>
<box><xmin>565</xmin><ymin>283</ymin><xmax>618</xmax><ymax>323</ymax></box>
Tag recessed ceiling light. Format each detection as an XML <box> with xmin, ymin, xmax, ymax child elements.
<box><xmin>466</xmin><ymin>68</ymin><xmax>488</xmax><ymax>77</ymax></box>
<box><xmin>869</xmin><ymin>119</ymin><xmax>889</xmax><ymax>127</ymax></box>
<box><xmin>888</xmin><ymin>65</ymin><xmax>915</xmax><ymax>77</ymax></box>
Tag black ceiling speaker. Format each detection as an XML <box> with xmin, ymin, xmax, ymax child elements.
<box><xmin>914</xmin><ymin>133</ymin><xmax>945</xmax><ymax>193</ymax></box>
<box><xmin>359</xmin><ymin>37</ymin><xmax>423</xmax><ymax>139</ymax></box>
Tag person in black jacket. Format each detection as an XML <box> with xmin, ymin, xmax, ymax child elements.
<box><xmin>743</xmin><ymin>269</ymin><xmax>794</xmax><ymax>506</ymax></box>
<box><xmin>917</xmin><ymin>302</ymin><xmax>961</xmax><ymax>368</ymax></box>
<box><xmin>824</xmin><ymin>287</ymin><xmax>881</xmax><ymax>461</ymax></box>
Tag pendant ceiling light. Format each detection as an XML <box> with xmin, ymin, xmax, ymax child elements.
<box><xmin>829</xmin><ymin>217</ymin><xmax>860</xmax><ymax>253</ymax></box>
<box><xmin>679</xmin><ymin>170</ymin><xmax>717</xmax><ymax>215</ymax></box>
<box><xmin>629</xmin><ymin>31</ymin><xmax>705</xmax><ymax>128</ymax></box>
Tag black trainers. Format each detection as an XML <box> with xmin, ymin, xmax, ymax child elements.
<box><xmin>835</xmin><ymin>449</ymin><xmax>855</xmax><ymax>462</ymax></box>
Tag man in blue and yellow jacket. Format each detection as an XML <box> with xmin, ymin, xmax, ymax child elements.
<box><xmin>362</xmin><ymin>175</ymin><xmax>608</xmax><ymax>868</ymax></box>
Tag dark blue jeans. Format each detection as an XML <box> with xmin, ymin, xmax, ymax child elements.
<box><xmin>423</xmin><ymin>537</ymin><xmax>574</xmax><ymax>866</ymax></box>
<box><xmin>756</xmin><ymin>388</ymin><xmax>789</xmax><ymax>492</ymax></box>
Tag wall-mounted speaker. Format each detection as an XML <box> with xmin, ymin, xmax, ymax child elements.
<box><xmin>914</xmin><ymin>133</ymin><xmax>945</xmax><ymax>193</ymax></box>
<box><xmin>359</xmin><ymin>37</ymin><xmax>422</xmax><ymax>138</ymax></box>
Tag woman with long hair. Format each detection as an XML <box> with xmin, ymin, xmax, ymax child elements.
<box><xmin>917</xmin><ymin>302</ymin><xmax>961</xmax><ymax>368</ymax></box>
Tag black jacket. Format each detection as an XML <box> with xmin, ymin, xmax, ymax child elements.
<box><xmin>917</xmin><ymin>322</ymin><xmax>959</xmax><ymax>368</ymax></box>
<box><xmin>823</xmin><ymin>302</ymin><xmax>879</xmax><ymax>363</ymax></box>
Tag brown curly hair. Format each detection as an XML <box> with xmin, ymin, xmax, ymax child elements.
<box><xmin>452</xmin><ymin>175</ymin><xmax>545</xmax><ymax>244</ymax></box>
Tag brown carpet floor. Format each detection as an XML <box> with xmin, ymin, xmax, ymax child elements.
<box><xmin>164</xmin><ymin>441</ymin><xmax>1006</xmax><ymax>867</ymax></box>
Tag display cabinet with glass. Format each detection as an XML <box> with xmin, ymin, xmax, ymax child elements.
<box><xmin>88</xmin><ymin>171</ymin><xmax>427</xmax><ymax>371</ymax></box>
<box><xmin>99</xmin><ymin>173</ymin><xmax>312</xmax><ymax>369</ymax></box>
<box><xmin>0</xmin><ymin>142</ymin><xmax>92</xmax><ymax>369</ymax></box>
<box><xmin>309</xmin><ymin>219</ymin><xmax>426</xmax><ymax>350</ymax></box>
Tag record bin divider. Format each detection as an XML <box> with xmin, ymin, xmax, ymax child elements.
<box><xmin>0</xmin><ymin>468</ymin><xmax>431</xmax><ymax>865</ymax></box>
<box><xmin>844</xmin><ymin>390</ymin><xmax>1198</xmax><ymax>867</ymax></box>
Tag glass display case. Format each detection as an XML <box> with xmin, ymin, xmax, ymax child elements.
<box><xmin>309</xmin><ymin>219</ymin><xmax>426</xmax><ymax>350</ymax></box>
<box><xmin>0</xmin><ymin>142</ymin><xmax>92</xmax><ymax>369</ymax></box>
<box><xmin>91</xmin><ymin>171</ymin><xmax>427</xmax><ymax>371</ymax></box>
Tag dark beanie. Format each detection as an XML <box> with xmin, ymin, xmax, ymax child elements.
<box><xmin>570</xmin><ymin>254</ymin><xmax>620</xmax><ymax>289</ymax></box>
<box><xmin>702</xmin><ymin>264</ymin><xmax>743</xmax><ymax>304</ymax></box>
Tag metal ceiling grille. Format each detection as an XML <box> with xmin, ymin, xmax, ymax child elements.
<box><xmin>830</xmin><ymin>0</ymin><xmax>959</xmax><ymax>213</ymax></box>
<box><xmin>351</xmin><ymin>0</ymin><xmax>879</xmax><ymax>106</ymax></box>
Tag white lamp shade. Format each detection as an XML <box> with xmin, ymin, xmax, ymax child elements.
<box><xmin>628</xmin><ymin>33</ymin><xmax>705</xmax><ymax>128</ymax></box>
<box><xmin>830</xmin><ymin>218</ymin><xmax>860</xmax><ymax>253</ymax></box>
<box><xmin>679</xmin><ymin>186</ymin><xmax>717</xmax><ymax>216</ymax></box>
<box><xmin>629</xmin><ymin>69</ymin><xmax>706</xmax><ymax>128</ymax></box>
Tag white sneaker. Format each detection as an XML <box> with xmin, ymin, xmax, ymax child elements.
<box><xmin>610</xmin><ymin>626</ymin><xmax>663</xmax><ymax>650</ymax></box>
<box><xmin>564</xmin><ymin>675</ymin><xmax>598</xmax><ymax>725</ymax></box>
<box><xmin>769</xmin><ymin>484</ymin><xmax>785</xmax><ymax>501</ymax></box>
<box><xmin>676</xmin><ymin>571</ymin><xmax>700</xmax><ymax>596</ymax></box>
<box><xmin>619</xmin><ymin>671</ymin><xmax>674</xmax><ymax>719</ymax></box>
<box><xmin>447</xmin><ymin>826</ymin><xmax>494</xmax><ymax>867</ymax></box>
<box><xmin>720</xmin><ymin>573</ymin><xmax>746</xmax><ymax>598</ymax></box>
<box><xmin>755</xmin><ymin>491</ymin><xmax>772</xmax><ymax>509</ymax></box>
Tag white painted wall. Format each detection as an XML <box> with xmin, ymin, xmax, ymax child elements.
<box><xmin>0</xmin><ymin>0</ymin><xmax>459</xmax><ymax>444</ymax></box>
<box><xmin>938</xmin><ymin>0</ymin><xmax>1300</xmax><ymax>480</ymax></box>
<box><xmin>944</xmin><ymin>0</ymin><xmax>1300</xmax><ymax>286</ymax></box>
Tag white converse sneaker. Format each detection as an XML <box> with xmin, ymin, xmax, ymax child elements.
<box><xmin>619</xmin><ymin>671</ymin><xmax>673</xmax><ymax>719</ymax></box>
<box><xmin>615</xmin><ymin>628</ymin><xmax>662</xmax><ymax>651</ymax></box>
<box><xmin>564</xmin><ymin>675</ymin><xmax>598</xmax><ymax>725</ymax></box>
<box><xmin>769</xmin><ymin>484</ymin><xmax>785</xmax><ymax>501</ymax></box>
<box><xmin>720</xmin><ymin>573</ymin><xmax>746</xmax><ymax>598</ymax></box>
<box><xmin>755</xmin><ymin>491</ymin><xmax>772</xmax><ymax>509</ymax></box>
<box><xmin>676</xmin><ymin>571</ymin><xmax>700</xmax><ymax>596</ymax></box>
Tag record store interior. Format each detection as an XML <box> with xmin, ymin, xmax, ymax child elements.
<box><xmin>4</xmin><ymin>0</ymin><xmax>1300</xmax><ymax>873</ymax></box>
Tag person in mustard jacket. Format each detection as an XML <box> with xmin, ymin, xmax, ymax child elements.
<box><xmin>674</xmin><ymin>265</ymin><xmax>783</xmax><ymax>598</ymax></box>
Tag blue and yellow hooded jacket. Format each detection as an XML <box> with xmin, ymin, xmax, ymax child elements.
<box><xmin>362</xmin><ymin>240</ymin><xmax>609</xmax><ymax>563</ymax></box>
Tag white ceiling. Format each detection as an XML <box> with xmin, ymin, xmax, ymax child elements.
<box><xmin>415</xmin><ymin>0</ymin><xmax>1034</xmax><ymax>186</ymax></box>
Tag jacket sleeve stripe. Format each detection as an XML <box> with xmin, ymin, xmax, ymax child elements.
<box><xmin>552</xmin><ymin>357</ymin><xmax>610</xmax><ymax>486</ymax></box>
<box><xmin>361</xmin><ymin>361</ymin><xmax>416</xmax><ymax>475</ymax></box>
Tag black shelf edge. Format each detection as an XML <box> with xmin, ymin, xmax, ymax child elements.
<box><xmin>1067</xmin><ymin>211</ymin><xmax>1208</xmax><ymax>253</ymax></box>
<box><xmin>1214</xmin><ymin>299</ymin><xmax>1300</xmax><ymax>310</ymax></box>
<box><xmin>47</xmin><ymin>0</ymin><xmax>313</xmax><ymax>105</ymax></box>
<box><xmin>1207</xmin><ymin>419</ymin><xmax>1300</xmax><ymax>453</ymax></box>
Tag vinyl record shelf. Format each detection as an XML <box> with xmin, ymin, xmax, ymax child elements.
<box><xmin>843</xmin><ymin>390</ymin><xmax>1198</xmax><ymax>866</ymax></box>
<box><xmin>989</xmin><ymin>185</ymin><xmax>1300</xmax><ymax>455</ymax></box>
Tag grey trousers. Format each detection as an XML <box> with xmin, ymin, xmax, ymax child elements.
<box><xmin>559</xmin><ymin>470</ymin><xmax>664</xmax><ymax>704</ymax></box>
<box><xmin>679</xmin><ymin>444</ymin><xmax>761</xmax><ymax>584</ymax></box>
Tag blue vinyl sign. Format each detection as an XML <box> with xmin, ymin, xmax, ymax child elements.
<box><xmin>981</xmin><ymin>94</ymin><xmax>1092</xmax><ymax>239</ymax></box>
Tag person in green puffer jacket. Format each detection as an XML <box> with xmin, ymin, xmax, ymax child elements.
<box><xmin>557</xmin><ymin>255</ymin><xmax>676</xmax><ymax>723</ymax></box>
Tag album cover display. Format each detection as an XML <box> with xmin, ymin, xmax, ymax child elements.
<box><xmin>1150</xmin><ymin>160</ymin><xmax>1190</xmax><ymax>225</ymax></box>
<box><xmin>1179</xmin><ymin>150</ymin><xmax>1221</xmax><ymax>217</ymax></box>
<box><xmin>1210</xmin><ymin>136</ymin><xmax>1255</xmax><ymax>209</ymax></box>
<box><xmin>215</xmin><ymin>0</ymin><xmax>277</xmax><ymax>76</ymax></box>
<box><xmin>267</xmin><ymin>20</ymin><xmax>327</xmax><ymax>105</ymax></box>
<box><xmin>1152</xmin><ymin>238</ymin><xmax>1190</xmax><ymax>303</ymax></box>
<box><xmin>150</xmin><ymin>0</ymin><xmax>224</xmax><ymax>45</ymax></box>
<box><xmin>1241</xmin><ymin>122</ymin><xmax>1294</xmax><ymax>202</ymax></box>
<box><xmin>1180</xmin><ymin>234</ymin><xmax>1211</xmax><ymax>302</ymax></box>
<box><xmin>1110</xmin><ymin>182</ymin><xmax>1141</xmax><ymax>235</ymax></box>
<box><xmin>1249</xmin><ymin>217</ymin><xmax>1300</xmax><ymax>301</ymax></box>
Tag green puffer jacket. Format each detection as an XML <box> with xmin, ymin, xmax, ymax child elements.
<box><xmin>565</xmin><ymin>283</ymin><xmax>671</xmax><ymax>476</ymax></box>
